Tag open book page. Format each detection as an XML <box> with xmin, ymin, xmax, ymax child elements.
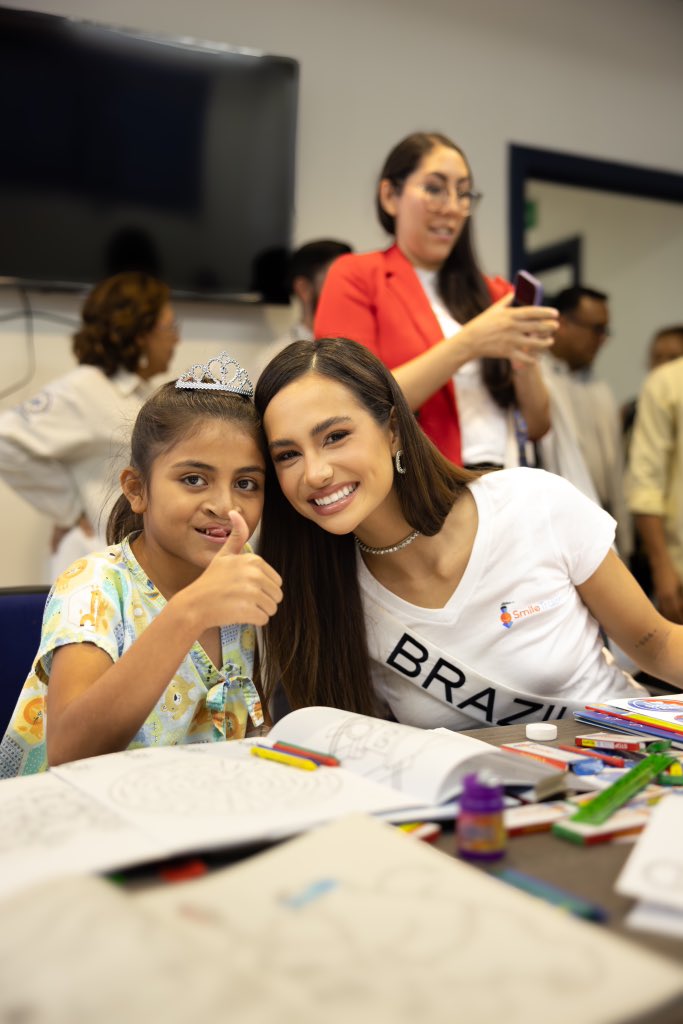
<box><xmin>138</xmin><ymin>815</ymin><xmax>683</xmax><ymax>1024</ymax></box>
<box><xmin>269</xmin><ymin>706</ymin><xmax>564</xmax><ymax>804</ymax></box>
<box><xmin>51</xmin><ymin>743</ymin><xmax>418</xmax><ymax>852</ymax></box>
<box><xmin>0</xmin><ymin>770</ymin><xmax>168</xmax><ymax>904</ymax></box>
<box><xmin>0</xmin><ymin>744</ymin><xmax>417</xmax><ymax>901</ymax></box>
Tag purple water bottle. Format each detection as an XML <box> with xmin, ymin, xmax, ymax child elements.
<box><xmin>456</xmin><ymin>771</ymin><xmax>506</xmax><ymax>861</ymax></box>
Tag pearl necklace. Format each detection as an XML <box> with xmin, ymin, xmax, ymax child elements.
<box><xmin>354</xmin><ymin>529</ymin><xmax>421</xmax><ymax>556</ymax></box>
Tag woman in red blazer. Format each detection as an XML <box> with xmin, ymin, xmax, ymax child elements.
<box><xmin>314</xmin><ymin>132</ymin><xmax>557</xmax><ymax>466</ymax></box>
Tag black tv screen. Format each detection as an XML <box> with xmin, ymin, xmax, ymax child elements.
<box><xmin>0</xmin><ymin>7</ymin><xmax>298</xmax><ymax>302</ymax></box>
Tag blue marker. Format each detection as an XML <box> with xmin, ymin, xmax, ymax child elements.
<box><xmin>571</xmin><ymin>757</ymin><xmax>605</xmax><ymax>776</ymax></box>
<box><xmin>493</xmin><ymin>868</ymin><xmax>607</xmax><ymax>922</ymax></box>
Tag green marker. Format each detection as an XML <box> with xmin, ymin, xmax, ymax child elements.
<box><xmin>567</xmin><ymin>751</ymin><xmax>676</xmax><ymax>826</ymax></box>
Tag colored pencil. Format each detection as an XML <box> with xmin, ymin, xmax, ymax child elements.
<box><xmin>251</xmin><ymin>746</ymin><xmax>319</xmax><ymax>770</ymax></box>
<box><xmin>271</xmin><ymin>741</ymin><xmax>340</xmax><ymax>767</ymax></box>
<box><xmin>558</xmin><ymin>744</ymin><xmax>626</xmax><ymax>768</ymax></box>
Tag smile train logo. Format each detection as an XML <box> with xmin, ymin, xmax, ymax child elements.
<box><xmin>500</xmin><ymin>602</ymin><xmax>513</xmax><ymax>630</ymax></box>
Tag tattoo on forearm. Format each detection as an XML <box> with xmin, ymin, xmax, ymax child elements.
<box><xmin>635</xmin><ymin>629</ymin><xmax>657</xmax><ymax>649</ymax></box>
<box><xmin>634</xmin><ymin>627</ymin><xmax>670</xmax><ymax>659</ymax></box>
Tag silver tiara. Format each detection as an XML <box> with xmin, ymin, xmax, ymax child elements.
<box><xmin>175</xmin><ymin>351</ymin><xmax>254</xmax><ymax>397</ymax></box>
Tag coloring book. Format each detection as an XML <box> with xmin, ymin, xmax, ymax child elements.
<box><xmin>0</xmin><ymin>706</ymin><xmax>562</xmax><ymax>901</ymax></box>
<box><xmin>2</xmin><ymin>815</ymin><xmax>682</xmax><ymax>1024</ymax></box>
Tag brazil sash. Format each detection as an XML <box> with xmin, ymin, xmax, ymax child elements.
<box><xmin>364</xmin><ymin>598</ymin><xmax>588</xmax><ymax>727</ymax></box>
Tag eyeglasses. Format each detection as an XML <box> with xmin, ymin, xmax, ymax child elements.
<box><xmin>565</xmin><ymin>315</ymin><xmax>610</xmax><ymax>339</ymax></box>
<box><xmin>417</xmin><ymin>181</ymin><xmax>483</xmax><ymax>215</ymax></box>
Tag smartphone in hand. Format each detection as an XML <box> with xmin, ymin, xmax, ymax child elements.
<box><xmin>513</xmin><ymin>270</ymin><xmax>544</xmax><ymax>306</ymax></box>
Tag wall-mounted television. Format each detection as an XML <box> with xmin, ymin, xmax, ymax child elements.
<box><xmin>0</xmin><ymin>6</ymin><xmax>299</xmax><ymax>302</ymax></box>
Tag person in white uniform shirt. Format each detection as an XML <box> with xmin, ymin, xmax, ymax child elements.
<box><xmin>0</xmin><ymin>272</ymin><xmax>178</xmax><ymax>576</ymax></box>
<box><xmin>254</xmin><ymin>338</ymin><xmax>683</xmax><ymax>730</ymax></box>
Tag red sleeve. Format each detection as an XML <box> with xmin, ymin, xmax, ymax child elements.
<box><xmin>485</xmin><ymin>274</ymin><xmax>513</xmax><ymax>302</ymax></box>
<box><xmin>313</xmin><ymin>254</ymin><xmax>380</xmax><ymax>355</ymax></box>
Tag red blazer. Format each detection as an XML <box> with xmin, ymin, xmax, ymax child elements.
<box><xmin>314</xmin><ymin>244</ymin><xmax>510</xmax><ymax>465</ymax></box>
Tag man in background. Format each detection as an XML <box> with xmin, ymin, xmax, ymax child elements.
<box><xmin>622</xmin><ymin>325</ymin><xmax>683</xmax><ymax>440</ymax></box>
<box><xmin>259</xmin><ymin>239</ymin><xmax>352</xmax><ymax>371</ymax></box>
<box><xmin>538</xmin><ymin>286</ymin><xmax>632</xmax><ymax>558</ymax></box>
<box><xmin>627</xmin><ymin>328</ymin><xmax>683</xmax><ymax>622</ymax></box>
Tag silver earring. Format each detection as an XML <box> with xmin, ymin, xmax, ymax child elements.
<box><xmin>394</xmin><ymin>449</ymin><xmax>406</xmax><ymax>475</ymax></box>
<box><xmin>138</xmin><ymin>352</ymin><xmax>149</xmax><ymax>371</ymax></box>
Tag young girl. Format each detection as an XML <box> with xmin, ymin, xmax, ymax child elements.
<box><xmin>255</xmin><ymin>337</ymin><xmax>683</xmax><ymax>730</ymax></box>
<box><xmin>0</xmin><ymin>352</ymin><xmax>282</xmax><ymax>778</ymax></box>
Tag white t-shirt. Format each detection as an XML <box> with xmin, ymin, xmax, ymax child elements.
<box><xmin>415</xmin><ymin>268</ymin><xmax>508</xmax><ymax>466</ymax></box>
<box><xmin>359</xmin><ymin>468</ymin><xmax>645</xmax><ymax>730</ymax></box>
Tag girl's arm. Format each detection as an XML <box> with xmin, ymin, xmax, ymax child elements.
<box><xmin>577</xmin><ymin>549</ymin><xmax>683</xmax><ymax>688</ymax></box>
<box><xmin>47</xmin><ymin>514</ymin><xmax>283</xmax><ymax>765</ymax></box>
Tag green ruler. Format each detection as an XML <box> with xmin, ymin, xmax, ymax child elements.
<box><xmin>569</xmin><ymin>751</ymin><xmax>675</xmax><ymax>826</ymax></box>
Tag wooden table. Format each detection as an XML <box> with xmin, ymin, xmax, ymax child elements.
<box><xmin>436</xmin><ymin>718</ymin><xmax>682</xmax><ymax>970</ymax></box>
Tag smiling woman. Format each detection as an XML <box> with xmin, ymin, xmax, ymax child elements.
<box><xmin>314</xmin><ymin>131</ymin><xmax>557</xmax><ymax>469</ymax></box>
<box><xmin>0</xmin><ymin>353</ymin><xmax>283</xmax><ymax>778</ymax></box>
<box><xmin>255</xmin><ymin>337</ymin><xmax>683</xmax><ymax>730</ymax></box>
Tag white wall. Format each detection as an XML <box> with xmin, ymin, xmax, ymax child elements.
<box><xmin>2</xmin><ymin>0</ymin><xmax>682</xmax><ymax>584</ymax></box>
<box><xmin>526</xmin><ymin>182</ymin><xmax>683</xmax><ymax>405</ymax></box>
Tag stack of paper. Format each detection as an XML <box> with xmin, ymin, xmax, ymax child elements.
<box><xmin>1</xmin><ymin>815</ymin><xmax>681</xmax><ymax>1023</ymax></box>
<box><xmin>617</xmin><ymin>794</ymin><xmax>683</xmax><ymax>939</ymax></box>
<box><xmin>577</xmin><ymin>695</ymin><xmax>683</xmax><ymax>747</ymax></box>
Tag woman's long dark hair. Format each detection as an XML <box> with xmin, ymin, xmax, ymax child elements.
<box><xmin>377</xmin><ymin>131</ymin><xmax>514</xmax><ymax>409</ymax></box>
<box><xmin>254</xmin><ymin>337</ymin><xmax>474</xmax><ymax>716</ymax></box>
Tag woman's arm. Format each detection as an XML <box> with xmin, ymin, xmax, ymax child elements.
<box><xmin>392</xmin><ymin>295</ymin><xmax>557</xmax><ymax>412</ymax></box>
<box><xmin>577</xmin><ymin>548</ymin><xmax>683</xmax><ymax>687</ymax></box>
<box><xmin>511</xmin><ymin>360</ymin><xmax>551</xmax><ymax>440</ymax></box>
<box><xmin>315</xmin><ymin>255</ymin><xmax>557</xmax><ymax>413</ymax></box>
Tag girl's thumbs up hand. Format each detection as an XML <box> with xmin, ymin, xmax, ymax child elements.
<box><xmin>188</xmin><ymin>510</ymin><xmax>283</xmax><ymax>627</ymax></box>
<box><xmin>216</xmin><ymin>509</ymin><xmax>250</xmax><ymax>557</ymax></box>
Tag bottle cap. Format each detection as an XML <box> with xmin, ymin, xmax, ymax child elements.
<box><xmin>525</xmin><ymin>722</ymin><xmax>558</xmax><ymax>741</ymax></box>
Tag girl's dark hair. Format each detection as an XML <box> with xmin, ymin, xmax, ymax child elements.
<box><xmin>73</xmin><ymin>272</ymin><xmax>170</xmax><ymax>377</ymax></box>
<box><xmin>254</xmin><ymin>337</ymin><xmax>474</xmax><ymax>716</ymax></box>
<box><xmin>377</xmin><ymin>131</ymin><xmax>514</xmax><ymax>409</ymax></box>
<box><xmin>107</xmin><ymin>380</ymin><xmax>264</xmax><ymax>544</ymax></box>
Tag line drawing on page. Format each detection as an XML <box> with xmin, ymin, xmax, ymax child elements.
<box><xmin>321</xmin><ymin>718</ymin><xmax>442</xmax><ymax>790</ymax></box>
<box><xmin>104</xmin><ymin>755</ymin><xmax>344</xmax><ymax>815</ymax></box>
<box><xmin>0</xmin><ymin>786</ymin><xmax>126</xmax><ymax>853</ymax></box>
<box><xmin>151</xmin><ymin>858</ymin><xmax>611</xmax><ymax>1020</ymax></box>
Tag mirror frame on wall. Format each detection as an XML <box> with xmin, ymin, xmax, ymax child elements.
<box><xmin>508</xmin><ymin>144</ymin><xmax>683</xmax><ymax>281</ymax></box>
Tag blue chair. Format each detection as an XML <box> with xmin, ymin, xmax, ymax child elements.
<box><xmin>0</xmin><ymin>586</ymin><xmax>50</xmax><ymax>736</ymax></box>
